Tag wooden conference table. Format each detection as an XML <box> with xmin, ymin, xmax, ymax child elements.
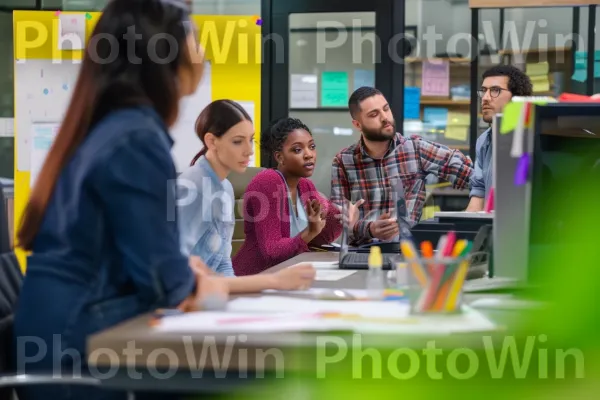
<box><xmin>86</xmin><ymin>252</ymin><xmax>534</xmax><ymax>393</ymax></box>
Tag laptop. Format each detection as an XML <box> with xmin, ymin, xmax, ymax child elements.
<box><xmin>434</xmin><ymin>211</ymin><xmax>494</xmax><ymax>221</ymax></box>
<box><xmin>337</xmin><ymin>217</ymin><xmax>395</xmax><ymax>270</ymax></box>
<box><xmin>336</xmin><ymin>179</ymin><xmax>410</xmax><ymax>270</ymax></box>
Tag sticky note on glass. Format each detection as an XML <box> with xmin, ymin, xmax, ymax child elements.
<box><xmin>531</xmin><ymin>77</ymin><xmax>550</xmax><ymax>92</ymax></box>
<box><xmin>514</xmin><ymin>153</ymin><xmax>530</xmax><ymax>186</ymax></box>
<box><xmin>525</xmin><ymin>62</ymin><xmax>549</xmax><ymax>76</ymax></box>
<box><xmin>446</xmin><ymin>111</ymin><xmax>469</xmax><ymax>126</ymax></box>
<box><xmin>444</xmin><ymin>126</ymin><xmax>468</xmax><ymax>141</ymax></box>
<box><xmin>321</xmin><ymin>71</ymin><xmax>348</xmax><ymax>107</ymax></box>
<box><xmin>500</xmin><ymin>102</ymin><xmax>524</xmax><ymax>134</ymax></box>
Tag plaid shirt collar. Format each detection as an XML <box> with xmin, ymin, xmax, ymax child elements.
<box><xmin>355</xmin><ymin>132</ymin><xmax>404</xmax><ymax>159</ymax></box>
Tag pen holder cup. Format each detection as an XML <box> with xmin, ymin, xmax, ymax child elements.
<box><xmin>404</xmin><ymin>255</ymin><xmax>473</xmax><ymax>315</ymax></box>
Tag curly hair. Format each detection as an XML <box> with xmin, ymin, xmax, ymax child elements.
<box><xmin>261</xmin><ymin>117</ymin><xmax>311</xmax><ymax>168</ymax></box>
<box><xmin>482</xmin><ymin>65</ymin><xmax>533</xmax><ymax>96</ymax></box>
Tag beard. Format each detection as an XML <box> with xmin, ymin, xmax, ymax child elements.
<box><xmin>362</xmin><ymin>121</ymin><xmax>396</xmax><ymax>142</ymax></box>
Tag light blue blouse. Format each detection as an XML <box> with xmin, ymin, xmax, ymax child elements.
<box><xmin>276</xmin><ymin>170</ymin><xmax>308</xmax><ymax>237</ymax></box>
<box><xmin>177</xmin><ymin>156</ymin><xmax>235</xmax><ymax>276</ymax></box>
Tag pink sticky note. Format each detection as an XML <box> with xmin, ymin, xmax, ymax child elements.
<box><xmin>421</xmin><ymin>60</ymin><xmax>450</xmax><ymax>97</ymax></box>
<box><xmin>54</xmin><ymin>10</ymin><xmax>61</xmax><ymax>16</ymax></box>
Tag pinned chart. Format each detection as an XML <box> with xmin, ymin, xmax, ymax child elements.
<box><xmin>15</xmin><ymin>59</ymin><xmax>80</xmax><ymax>172</ymax></box>
<box><xmin>290</xmin><ymin>74</ymin><xmax>318</xmax><ymax>108</ymax></box>
<box><xmin>58</xmin><ymin>13</ymin><xmax>86</xmax><ymax>50</ymax></box>
<box><xmin>30</xmin><ymin>123</ymin><xmax>60</xmax><ymax>187</ymax></box>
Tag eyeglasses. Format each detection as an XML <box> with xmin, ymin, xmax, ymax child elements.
<box><xmin>477</xmin><ymin>87</ymin><xmax>511</xmax><ymax>98</ymax></box>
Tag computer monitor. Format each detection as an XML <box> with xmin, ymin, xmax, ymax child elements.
<box><xmin>527</xmin><ymin>104</ymin><xmax>600</xmax><ymax>285</ymax></box>
<box><xmin>493</xmin><ymin>104</ymin><xmax>600</xmax><ymax>286</ymax></box>
<box><xmin>493</xmin><ymin>111</ymin><xmax>531</xmax><ymax>281</ymax></box>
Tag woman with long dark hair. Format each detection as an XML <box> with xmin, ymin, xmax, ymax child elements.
<box><xmin>177</xmin><ymin>100</ymin><xmax>315</xmax><ymax>288</ymax></box>
<box><xmin>14</xmin><ymin>1</ymin><xmax>224</xmax><ymax>399</ymax></box>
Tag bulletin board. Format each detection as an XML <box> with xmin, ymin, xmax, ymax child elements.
<box><xmin>13</xmin><ymin>11</ymin><xmax>262</xmax><ymax>270</ymax></box>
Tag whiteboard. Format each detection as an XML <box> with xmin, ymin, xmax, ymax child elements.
<box><xmin>15</xmin><ymin>59</ymin><xmax>80</xmax><ymax>171</ymax></box>
<box><xmin>15</xmin><ymin>58</ymin><xmax>213</xmax><ymax>174</ymax></box>
<box><xmin>169</xmin><ymin>61</ymin><xmax>212</xmax><ymax>172</ymax></box>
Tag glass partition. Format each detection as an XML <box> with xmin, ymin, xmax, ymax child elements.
<box><xmin>288</xmin><ymin>12</ymin><xmax>376</xmax><ymax>195</ymax></box>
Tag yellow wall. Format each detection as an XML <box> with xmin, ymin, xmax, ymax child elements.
<box><xmin>13</xmin><ymin>11</ymin><xmax>261</xmax><ymax>270</ymax></box>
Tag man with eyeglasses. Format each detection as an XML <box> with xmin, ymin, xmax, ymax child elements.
<box><xmin>466</xmin><ymin>65</ymin><xmax>533</xmax><ymax>211</ymax></box>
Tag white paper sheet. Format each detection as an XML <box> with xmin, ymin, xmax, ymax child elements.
<box><xmin>262</xmin><ymin>288</ymin><xmax>369</xmax><ymax>299</ymax></box>
<box><xmin>290</xmin><ymin>261</ymin><xmax>338</xmax><ymax>270</ymax></box>
<box><xmin>153</xmin><ymin>311</ymin><xmax>348</xmax><ymax>333</ymax></box>
<box><xmin>290</xmin><ymin>74</ymin><xmax>318</xmax><ymax>108</ymax></box>
<box><xmin>315</xmin><ymin>270</ymin><xmax>356</xmax><ymax>281</ymax></box>
<box><xmin>155</xmin><ymin>296</ymin><xmax>496</xmax><ymax>334</ymax></box>
<box><xmin>228</xmin><ymin>296</ymin><xmax>410</xmax><ymax>317</ymax></box>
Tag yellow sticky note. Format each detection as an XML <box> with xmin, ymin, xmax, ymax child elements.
<box><xmin>532</xmin><ymin>80</ymin><xmax>550</xmax><ymax>92</ymax></box>
<box><xmin>446</xmin><ymin>112</ymin><xmax>469</xmax><ymax>126</ymax></box>
<box><xmin>500</xmin><ymin>102</ymin><xmax>524</xmax><ymax>134</ymax></box>
<box><xmin>444</xmin><ymin>126</ymin><xmax>468</xmax><ymax>141</ymax></box>
<box><xmin>526</xmin><ymin>62</ymin><xmax>549</xmax><ymax>76</ymax></box>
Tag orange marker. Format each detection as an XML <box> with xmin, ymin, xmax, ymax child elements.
<box><xmin>420</xmin><ymin>241</ymin><xmax>434</xmax><ymax>258</ymax></box>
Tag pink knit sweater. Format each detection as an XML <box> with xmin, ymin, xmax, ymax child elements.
<box><xmin>232</xmin><ymin>169</ymin><xmax>342</xmax><ymax>275</ymax></box>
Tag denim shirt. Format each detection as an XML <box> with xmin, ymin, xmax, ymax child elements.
<box><xmin>14</xmin><ymin>106</ymin><xmax>195</xmax><ymax>371</ymax></box>
<box><xmin>177</xmin><ymin>156</ymin><xmax>235</xmax><ymax>276</ymax></box>
<box><xmin>470</xmin><ymin>127</ymin><xmax>493</xmax><ymax>200</ymax></box>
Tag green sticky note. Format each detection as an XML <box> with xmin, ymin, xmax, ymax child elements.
<box><xmin>500</xmin><ymin>102</ymin><xmax>523</xmax><ymax>134</ymax></box>
<box><xmin>321</xmin><ymin>71</ymin><xmax>348</xmax><ymax>107</ymax></box>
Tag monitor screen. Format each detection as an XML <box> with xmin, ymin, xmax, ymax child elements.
<box><xmin>528</xmin><ymin>110</ymin><xmax>600</xmax><ymax>283</ymax></box>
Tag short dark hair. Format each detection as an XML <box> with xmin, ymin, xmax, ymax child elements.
<box><xmin>482</xmin><ymin>65</ymin><xmax>533</xmax><ymax>96</ymax></box>
<box><xmin>261</xmin><ymin>117</ymin><xmax>311</xmax><ymax>168</ymax></box>
<box><xmin>348</xmin><ymin>86</ymin><xmax>382</xmax><ymax>119</ymax></box>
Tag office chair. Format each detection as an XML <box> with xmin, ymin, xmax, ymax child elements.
<box><xmin>0</xmin><ymin>251</ymin><xmax>134</xmax><ymax>399</ymax></box>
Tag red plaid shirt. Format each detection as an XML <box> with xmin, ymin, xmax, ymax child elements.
<box><xmin>331</xmin><ymin>133</ymin><xmax>473</xmax><ymax>244</ymax></box>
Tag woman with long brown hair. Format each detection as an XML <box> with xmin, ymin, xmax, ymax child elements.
<box><xmin>177</xmin><ymin>99</ymin><xmax>315</xmax><ymax>287</ymax></box>
<box><xmin>13</xmin><ymin>1</ymin><xmax>222</xmax><ymax>399</ymax></box>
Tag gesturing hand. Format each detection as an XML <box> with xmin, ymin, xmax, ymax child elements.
<box><xmin>368</xmin><ymin>211</ymin><xmax>399</xmax><ymax>241</ymax></box>
<box><xmin>306</xmin><ymin>199</ymin><xmax>326</xmax><ymax>236</ymax></box>
<box><xmin>335</xmin><ymin>199</ymin><xmax>365</xmax><ymax>229</ymax></box>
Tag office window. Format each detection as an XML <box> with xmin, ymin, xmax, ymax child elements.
<box><xmin>500</xmin><ymin>7</ymin><xmax>576</xmax><ymax>97</ymax></box>
<box><xmin>406</xmin><ymin>0</ymin><xmax>475</xmax><ymax>153</ymax></box>
<box><xmin>0</xmin><ymin>11</ymin><xmax>13</xmax><ymax>179</ymax></box>
<box><xmin>286</xmin><ymin>12</ymin><xmax>376</xmax><ymax>195</ymax></box>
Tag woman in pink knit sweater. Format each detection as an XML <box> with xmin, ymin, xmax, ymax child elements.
<box><xmin>233</xmin><ymin>118</ymin><xmax>359</xmax><ymax>275</ymax></box>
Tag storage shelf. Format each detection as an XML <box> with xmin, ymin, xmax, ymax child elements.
<box><xmin>420</xmin><ymin>99</ymin><xmax>470</xmax><ymax>105</ymax></box>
